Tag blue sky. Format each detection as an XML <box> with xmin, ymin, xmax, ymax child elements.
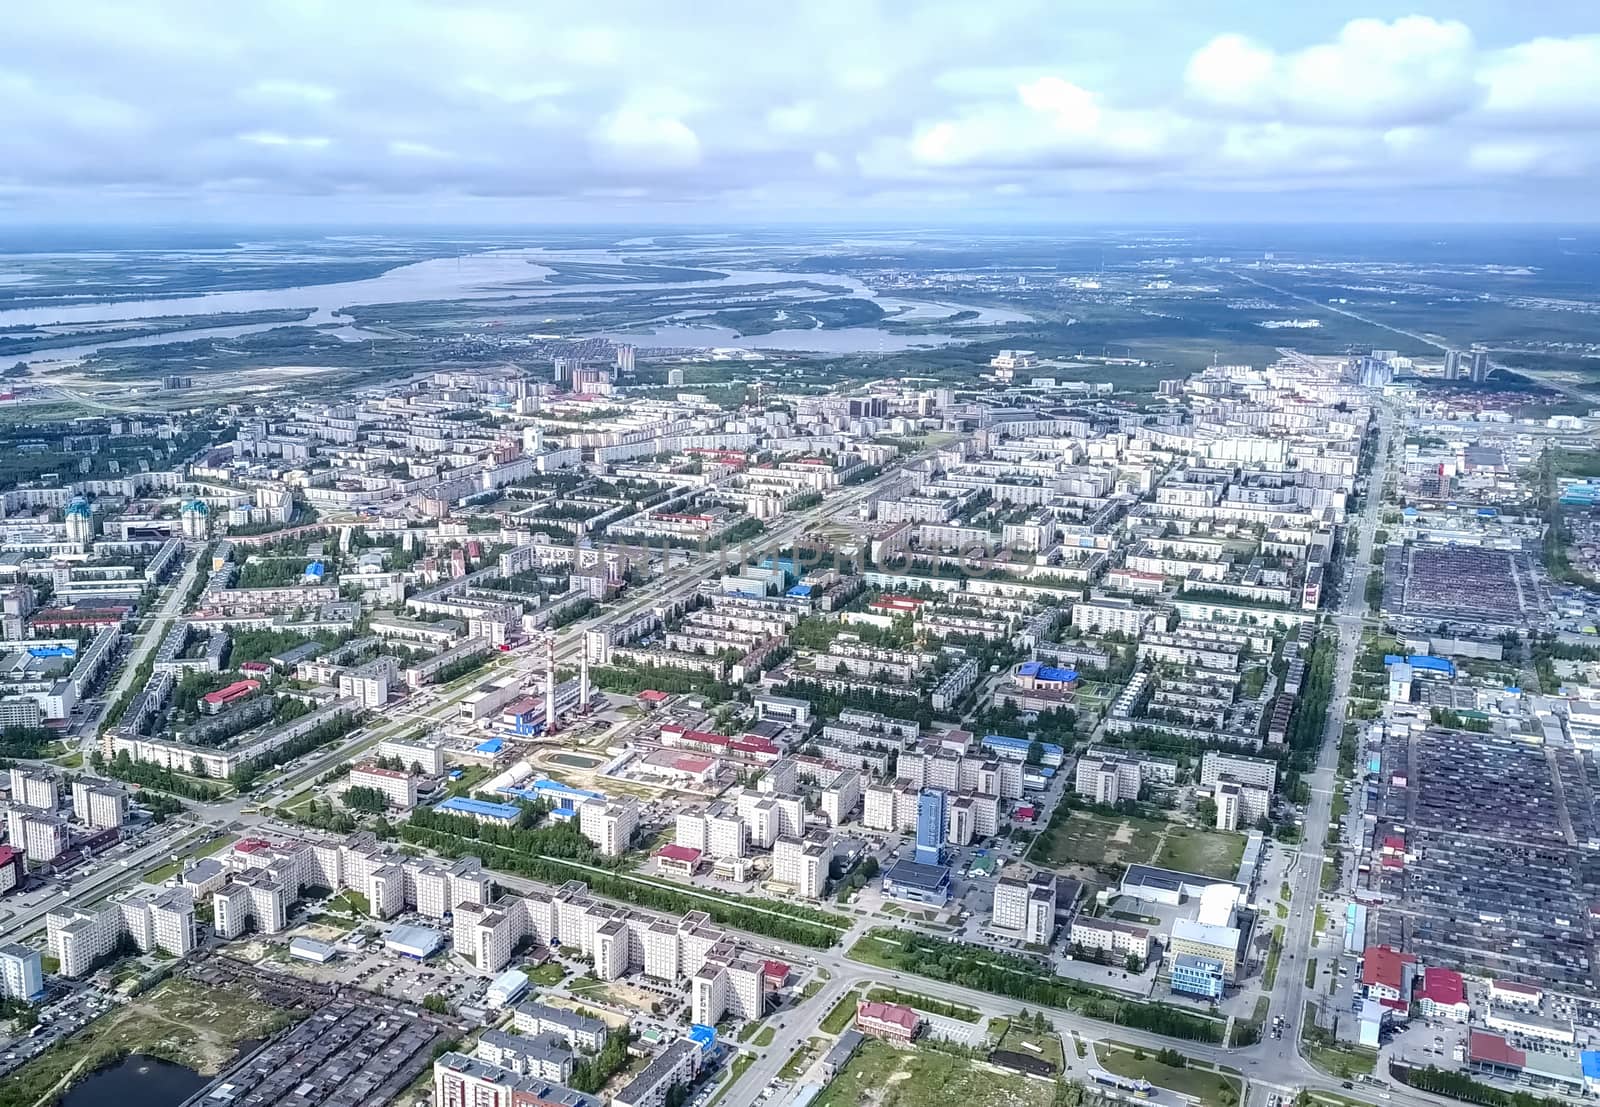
<box><xmin>3</xmin><ymin>1</ymin><xmax>1598</xmax><ymax>223</ymax></box>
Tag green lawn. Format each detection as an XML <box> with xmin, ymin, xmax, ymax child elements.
<box><xmin>819</xmin><ymin>990</ymin><xmax>862</xmax><ymax>1035</ymax></box>
<box><xmin>1153</xmin><ymin>827</ymin><xmax>1247</xmax><ymax>880</ymax></box>
<box><xmin>814</xmin><ymin>1038</ymin><xmax>1057</xmax><ymax>1107</ymax></box>
<box><xmin>753</xmin><ymin>1026</ymin><xmax>776</xmax><ymax>1047</ymax></box>
<box><xmin>1306</xmin><ymin>959</ymin><xmax>1319</xmax><ymax>989</ymax></box>
<box><xmin>523</xmin><ymin>961</ymin><xmax>567</xmax><ymax>987</ymax></box>
<box><xmin>1029</xmin><ymin>809</ymin><xmax>1165</xmax><ymax>869</ymax></box>
<box><xmin>328</xmin><ymin>888</ymin><xmax>369</xmax><ymax>917</ymax></box>
<box><xmin>1263</xmin><ymin>927</ymin><xmax>1284</xmax><ymax>989</ymax></box>
<box><xmin>142</xmin><ymin>833</ymin><xmax>238</xmax><ymax>883</ymax></box>
<box><xmin>1099</xmin><ymin>1044</ymin><xmax>1242</xmax><ymax>1105</ymax></box>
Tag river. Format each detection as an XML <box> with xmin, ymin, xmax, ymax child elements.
<box><xmin>1</xmin><ymin>243</ymin><xmax>1030</xmax><ymax>363</ymax></box>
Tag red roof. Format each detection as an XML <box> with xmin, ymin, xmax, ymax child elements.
<box><xmin>239</xmin><ymin>661</ymin><xmax>271</xmax><ymax>672</ymax></box>
<box><xmin>1382</xmin><ymin>835</ymin><xmax>1405</xmax><ymax>851</ymax></box>
<box><xmin>1418</xmin><ymin>968</ymin><xmax>1466</xmax><ymax>1008</ymax></box>
<box><xmin>1015</xmin><ymin>805</ymin><xmax>1037</xmax><ymax>820</ymax></box>
<box><xmin>1469</xmin><ymin>1031</ymin><xmax>1526</xmax><ymax>1070</ymax></box>
<box><xmin>663</xmin><ymin>725</ymin><xmax>729</xmax><ymax>747</ymax></box>
<box><xmin>762</xmin><ymin>960</ymin><xmax>790</xmax><ymax>983</ymax></box>
<box><xmin>202</xmin><ymin>679</ymin><xmax>260</xmax><ymax>705</ymax></box>
<box><xmin>1492</xmin><ymin>979</ymin><xmax>1540</xmax><ymax>996</ymax></box>
<box><xmin>1361</xmin><ymin>945</ymin><xmax>1417</xmax><ymax>991</ymax></box>
<box><xmin>673</xmin><ymin>754</ymin><xmax>715</xmax><ymax>774</ymax></box>
<box><xmin>857</xmin><ymin>1001</ymin><xmax>918</xmax><ymax>1031</ymax></box>
<box><xmin>638</xmin><ymin>690</ymin><xmax>671</xmax><ymax>704</ymax></box>
<box><xmin>656</xmin><ymin>844</ymin><xmax>702</xmax><ymax>864</ymax></box>
<box><xmin>0</xmin><ymin>844</ymin><xmax>23</xmax><ymax>867</ymax></box>
<box><xmin>730</xmin><ymin>736</ymin><xmax>780</xmax><ymax>755</ymax></box>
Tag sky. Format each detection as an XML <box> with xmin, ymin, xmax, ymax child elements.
<box><xmin>4</xmin><ymin>1</ymin><xmax>1599</xmax><ymax>225</ymax></box>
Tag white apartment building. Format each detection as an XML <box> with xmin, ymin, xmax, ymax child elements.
<box><xmin>47</xmin><ymin>888</ymin><xmax>196</xmax><ymax>977</ymax></box>
<box><xmin>1074</xmin><ymin>758</ymin><xmax>1140</xmax><ymax>806</ymax></box>
<box><xmin>579</xmin><ymin>798</ymin><xmax>639</xmax><ymax>857</ymax></box>
<box><xmin>348</xmin><ymin>763</ymin><xmax>418</xmax><ymax>810</ymax></box>
<box><xmin>820</xmin><ymin>772</ymin><xmax>860</xmax><ymax>827</ymax></box>
<box><xmin>6</xmin><ymin>808</ymin><xmax>69</xmax><ymax>862</ymax></box>
<box><xmin>0</xmin><ymin>943</ymin><xmax>44</xmax><ymax>1001</ymax></box>
<box><xmin>771</xmin><ymin>835</ymin><xmax>830</xmax><ymax>899</ymax></box>
<box><xmin>376</xmin><ymin>736</ymin><xmax>447</xmax><ymax>776</ymax></box>
<box><xmin>1200</xmin><ymin>751</ymin><xmax>1277</xmax><ymax>793</ymax></box>
<box><xmin>9</xmin><ymin>767</ymin><xmax>58</xmax><ymax>810</ymax></box>
<box><xmin>213</xmin><ymin>873</ymin><xmax>287</xmax><ymax>938</ymax></box>
<box><xmin>992</xmin><ymin>871</ymin><xmax>1057</xmax><ymax>946</ymax></box>
<box><xmin>70</xmin><ymin>781</ymin><xmax>129</xmax><ymax>829</ymax></box>
<box><xmin>1070</xmin><ymin>597</ymin><xmax>1151</xmax><ymax>637</ymax></box>
<box><xmin>1070</xmin><ymin>916</ymin><xmax>1153</xmax><ymax>962</ymax></box>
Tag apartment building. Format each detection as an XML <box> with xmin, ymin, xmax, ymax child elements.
<box><xmin>47</xmin><ymin>887</ymin><xmax>196</xmax><ymax>977</ymax></box>
<box><xmin>820</xmin><ymin>771</ymin><xmax>860</xmax><ymax>826</ymax></box>
<box><xmin>348</xmin><ymin>763</ymin><xmax>418</xmax><ymax>810</ymax></box>
<box><xmin>612</xmin><ymin>1039</ymin><xmax>701</xmax><ymax>1107</ymax></box>
<box><xmin>579</xmin><ymin>798</ymin><xmax>639</xmax><ymax>857</ymax></box>
<box><xmin>1070</xmin><ymin>916</ymin><xmax>1153</xmax><ymax>962</ymax></box>
<box><xmin>70</xmin><ymin>781</ymin><xmax>129</xmax><ymax>830</ymax></box>
<box><xmin>991</xmin><ymin>870</ymin><xmax>1058</xmax><ymax>945</ymax></box>
<box><xmin>771</xmin><ymin>835</ymin><xmax>831</xmax><ymax>899</ymax></box>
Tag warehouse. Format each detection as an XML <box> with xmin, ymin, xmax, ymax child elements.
<box><xmin>385</xmin><ymin>923</ymin><xmax>444</xmax><ymax>959</ymax></box>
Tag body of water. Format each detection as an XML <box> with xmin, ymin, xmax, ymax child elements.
<box><xmin>62</xmin><ymin>1054</ymin><xmax>208</xmax><ymax>1107</ymax></box>
<box><xmin>0</xmin><ymin>243</ymin><xmax>1029</xmax><ymax>361</ymax></box>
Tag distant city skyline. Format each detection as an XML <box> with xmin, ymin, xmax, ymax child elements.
<box><xmin>5</xmin><ymin>2</ymin><xmax>1599</xmax><ymax>224</ymax></box>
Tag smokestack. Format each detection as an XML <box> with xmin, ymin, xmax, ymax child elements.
<box><xmin>544</xmin><ymin>637</ymin><xmax>558</xmax><ymax>734</ymax></box>
<box><xmin>580</xmin><ymin>653</ymin><xmax>591</xmax><ymax>714</ymax></box>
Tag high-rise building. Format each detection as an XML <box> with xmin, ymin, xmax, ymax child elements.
<box><xmin>0</xmin><ymin>943</ymin><xmax>44</xmax><ymax>1002</ymax></box>
<box><xmin>915</xmin><ymin>789</ymin><xmax>946</xmax><ymax>866</ymax></box>
<box><xmin>1470</xmin><ymin>351</ymin><xmax>1490</xmax><ymax>383</ymax></box>
<box><xmin>614</xmin><ymin>344</ymin><xmax>636</xmax><ymax>373</ymax></box>
<box><xmin>1443</xmin><ymin>350</ymin><xmax>1462</xmax><ymax>380</ymax></box>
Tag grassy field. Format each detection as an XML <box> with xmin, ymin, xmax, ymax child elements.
<box><xmin>819</xmin><ymin>990</ymin><xmax>862</xmax><ymax>1035</ymax></box>
<box><xmin>753</xmin><ymin>1026</ymin><xmax>776</xmax><ymax>1047</ymax></box>
<box><xmin>523</xmin><ymin>961</ymin><xmax>567</xmax><ymax>987</ymax></box>
<box><xmin>814</xmin><ymin>1038</ymin><xmax>1057</xmax><ymax>1107</ymax></box>
<box><xmin>0</xmin><ymin>976</ymin><xmax>297</xmax><ymax>1107</ymax></box>
<box><xmin>1098</xmin><ymin>1044</ymin><xmax>1242</xmax><ymax>1104</ymax></box>
<box><xmin>864</xmin><ymin>987</ymin><xmax>979</xmax><ymax>1023</ymax></box>
<box><xmin>1153</xmin><ymin>827</ymin><xmax>1248</xmax><ymax>880</ymax></box>
<box><xmin>1029</xmin><ymin>809</ymin><xmax>1165</xmax><ymax>868</ymax></box>
<box><xmin>142</xmin><ymin>833</ymin><xmax>238</xmax><ymax>883</ymax></box>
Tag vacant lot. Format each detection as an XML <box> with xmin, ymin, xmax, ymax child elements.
<box><xmin>1153</xmin><ymin>827</ymin><xmax>1247</xmax><ymax>880</ymax></box>
<box><xmin>1030</xmin><ymin>810</ymin><xmax>1165</xmax><ymax>869</ymax></box>
<box><xmin>814</xmin><ymin>1039</ymin><xmax>1056</xmax><ymax>1107</ymax></box>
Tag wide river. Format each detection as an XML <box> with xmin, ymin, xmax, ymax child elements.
<box><xmin>2</xmin><ymin>246</ymin><xmax>1029</xmax><ymax>362</ymax></box>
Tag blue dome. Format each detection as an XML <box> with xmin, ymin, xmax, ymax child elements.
<box><xmin>65</xmin><ymin>497</ymin><xmax>92</xmax><ymax>518</ymax></box>
<box><xmin>182</xmin><ymin>499</ymin><xmax>209</xmax><ymax>515</ymax></box>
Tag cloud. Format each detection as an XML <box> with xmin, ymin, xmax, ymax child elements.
<box><xmin>1185</xmin><ymin>17</ymin><xmax>1479</xmax><ymax>125</ymax></box>
<box><xmin>0</xmin><ymin>3</ymin><xmax>1597</xmax><ymax>222</ymax></box>
<box><xmin>591</xmin><ymin>108</ymin><xmax>701</xmax><ymax>170</ymax></box>
<box><xmin>237</xmin><ymin>132</ymin><xmax>332</xmax><ymax>149</ymax></box>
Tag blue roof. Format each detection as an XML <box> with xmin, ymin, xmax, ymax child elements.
<box><xmin>982</xmin><ymin>734</ymin><xmax>1064</xmax><ymax>757</ymax></box>
<box><xmin>305</xmin><ymin>561</ymin><xmax>324</xmax><ymax>578</ymax></box>
<box><xmin>28</xmin><ymin>645</ymin><xmax>75</xmax><ymax>659</ymax></box>
<box><xmin>501</xmin><ymin>777</ymin><xmax>605</xmax><ymax>805</ymax></box>
<box><xmin>436</xmin><ymin>796</ymin><xmax>521</xmax><ymax>820</ymax></box>
<box><xmin>1583</xmin><ymin>1052</ymin><xmax>1600</xmax><ymax>1079</ymax></box>
<box><xmin>1383</xmin><ymin>654</ymin><xmax>1455</xmax><ymax>677</ymax></box>
<box><xmin>689</xmin><ymin>1025</ymin><xmax>717</xmax><ymax>1052</ymax></box>
<box><xmin>475</xmin><ymin>738</ymin><xmax>504</xmax><ymax>753</ymax></box>
<box><xmin>1476</xmin><ymin>507</ymin><xmax>1498</xmax><ymax>517</ymax></box>
<box><xmin>1017</xmin><ymin>661</ymin><xmax>1042</xmax><ymax>677</ymax></box>
<box><xmin>1402</xmin><ymin>507</ymin><xmax>1419</xmax><ymax>516</ymax></box>
<box><xmin>786</xmin><ymin>584</ymin><xmax>813</xmax><ymax>597</ymax></box>
<box><xmin>1036</xmin><ymin>665</ymin><xmax>1078</xmax><ymax>683</ymax></box>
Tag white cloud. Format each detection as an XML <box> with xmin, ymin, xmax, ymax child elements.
<box><xmin>237</xmin><ymin>131</ymin><xmax>331</xmax><ymax>149</ymax></box>
<box><xmin>388</xmin><ymin>140</ymin><xmax>451</xmax><ymax>159</ymax></box>
<box><xmin>812</xmin><ymin>150</ymin><xmax>842</xmax><ymax>173</ymax></box>
<box><xmin>1185</xmin><ymin>17</ymin><xmax>1478</xmax><ymax>125</ymax></box>
<box><xmin>1478</xmin><ymin>36</ymin><xmax>1600</xmax><ymax>126</ymax></box>
<box><xmin>242</xmin><ymin>79</ymin><xmax>336</xmax><ymax>105</ymax></box>
<box><xmin>591</xmin><ymin>108</ymin><xmax>701</xmax><ymax>170</ymax></box>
